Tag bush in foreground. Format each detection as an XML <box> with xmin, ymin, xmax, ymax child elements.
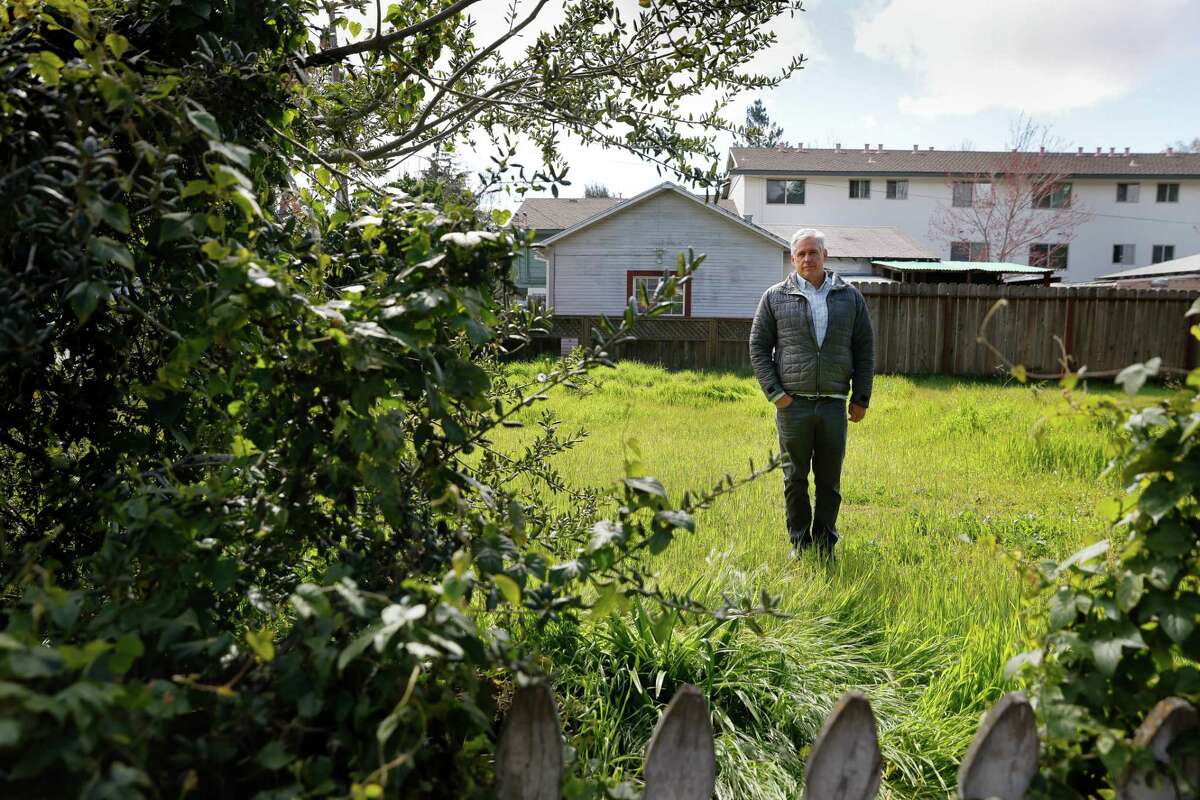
<box><xmin>0</xmin><ymin>1</ymin><xmax>779</xmax><ymax>795</ymax></box>
<box><xmin>1012</xmin><ymin>346</ymin><xmax>1200</xmax><ymax>797</ymax></box>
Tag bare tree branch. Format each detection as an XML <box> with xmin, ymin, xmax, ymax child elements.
<box><xmin>930</xmin><ymin>148</ymin><xmax>1091</xmax><ymax>266</ymax></box>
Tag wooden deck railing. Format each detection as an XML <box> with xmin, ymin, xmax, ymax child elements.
<box><xmin>495</xmin><ymin>683</ymin><xmax>1198</xmax><ymax>799</ymax></box>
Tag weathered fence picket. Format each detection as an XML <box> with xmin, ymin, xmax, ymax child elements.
<box><xmin>1118</xmin><ymin>697</ymin><xmax>1200</xmax><ymax>800</ymax></box>
<box><xmin>802</xmin><ymin>691</ymin><xmax>880</xmax><ymax>800</ymax></box>
<box><xmin>643</xmin><ymin>684</ymin><xmax>716</xmax><ymax>800</ymax></box>
<box><xmin>496</xmin><ymin>684</ymin><xmax>562</xmax><ymax>800</ymax></box>
<box><xmin>956</xmin><ymin>692</ymin><xmax>1038</xmax><ymax>800</ymax></box>
<box><xmin>495</xmin><ymin>684</ymin><xmax>1198</xmax><ymax>800</ymax></box>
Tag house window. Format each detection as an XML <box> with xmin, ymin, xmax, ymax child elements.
<box><xmin>950</xmin><ymin>241</ymin><xmax>989</xmax><ymax>261</ymax></box>
<box><xmin>848</xmin><ymin>179</ymin><xmax>871</xmax><ymax>199</ymax></box>
<box><xmin>766</xmin><ymin>179</ymin><xmax>805</xmax><ymax>205</ymax></box>
<box><xmin>1116</xmin><ymin>183</ymin><xmax>1140</xmax><ymax>203</ymax></box>
<box><xmin>1152</xmin><ymin>245</ymin><xmax>1176</xmax><ymax>264</ymax></box>
<box><xmin>886</xmin><ymin>179</ymin><xmax>908</xmax><ymax>199</ymax></box>
<box><xmin>627</xmin><ymin>271</ymin><xmax>689</xmax><ymax>317</ymax></box>
<box><xmin>1034</xmin><ymin>182</ymin><xmax>1072</xmax><ymax>208</ymax></box>
<box><xmin>1029</xmin><ymin>243</ymin><xmax>1069</xmax><ymax>270</ymax></box>
<box><xmin>1112</xmin><ymin>244</ymin><xmax>1135</xmax><ymax>265</ymax></box>
<box><xmin>1156</xmin><ymin>183</ymin><xmax>1180</xmax><ymax>203</ymax></box>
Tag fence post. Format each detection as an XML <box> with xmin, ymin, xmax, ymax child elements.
<box><xmin>644</xmin><ymin>684</ymin><xmax>716</xmax><ymax>800</ymax></box>
<box><xmin>706</xmin><ymin>318</ymin><xmax>719</xmax><ymax>369</ymax></box>
<box><xmin>1186</xmin><ymin>314</ymin><xmax>1197</xmax><ymax>371</ymax></box>
<box><xmin>496</xmin><ymin>684</ymin><xmax>563</xmax><ymax>800</ymax></box>
<box><xmin>1117</xmin><ymin>697</ymin><xmax>1199</xmax><ymax>800</ymax></box>
<box><xmin>1063</xmin><ymin>292</ymin><xmax>1076</xmax><ymax>369</ymax></box>
<box><xmin>939</xmin><ymin>283</ymin><xmax>953</xmax><ymax>374</ymax></box>
<box><xmin>957</xmin><ymin>692</ymin><xmax>1038</xmax><ymax>800</ymax></box>
<box><xmin>802</xmin><ymin>691</ymin><xmax>882</xmax><ymax>800</ymax></box>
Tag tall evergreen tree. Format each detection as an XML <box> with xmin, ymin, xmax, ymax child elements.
<box><xmin>739</xmin><ymin>99</ymin><xmax>785</xmax><ymax>148</ymax></box>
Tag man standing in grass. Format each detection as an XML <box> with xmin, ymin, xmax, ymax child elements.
<box><xmin>749</xmin><ymin>229</ymin><xmax>875</xmax><ymax>560</ymax></box>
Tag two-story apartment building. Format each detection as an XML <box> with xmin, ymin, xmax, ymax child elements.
<box><xmin>724</xmin><ymin>146</ymin><xmax>1200</xmax><ymax>283</ymax></box>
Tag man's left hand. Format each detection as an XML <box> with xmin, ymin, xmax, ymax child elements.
<box><xmin>848</xmin><ymin>403</ymin><xmax>867</xmax><ymax>423</ymax></box>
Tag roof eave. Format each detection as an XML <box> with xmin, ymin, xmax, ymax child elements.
<box><xmin>1100</xmin><ymin>269</ymin><xmax>1200</xmax><ymax>281</ymax></box>
<box><xmin>729</xmin><ymin>167</ymin><xmax>1200</xmax><ymax>180</ymax></box>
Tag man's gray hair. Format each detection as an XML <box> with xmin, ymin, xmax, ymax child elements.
<box><xmin>790</xmin><ymin>228</ymin><xmax>826</xmax><ymax>255</ymax></box>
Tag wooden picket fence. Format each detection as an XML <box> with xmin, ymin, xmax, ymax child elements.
<box><xmin>495</xmin><ymin>684</ymin><xmax>1199</xmax><ymax>800</ymax></box>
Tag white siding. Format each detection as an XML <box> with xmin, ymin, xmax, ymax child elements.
<box><xmin>736</xmin><ymin>174</ymin><xmax>1200</xmax><ymax>283</ymax></box>
<box><xmin>546</xmin><ymin>190</ymin><xmax>788</xmax><ymax>318</ymax></box>
<box><xmin>827</xmin><ymin>257</ymin><xmax>873</xmax><ymax>275</ymax></box>
<box><xmin>738</xmin><ymin>175</ymin><xmax>947</xmax><ymax>255</ymax></box>
<box><xmin>728</xmin><ymin>174</ymin><xmax>748</xmax><ymax>222</ymax></box>
<box><xmin>1067</xmin><ymin>179</ymin><xmax>1200</xmax><ymax>282</ymax></box>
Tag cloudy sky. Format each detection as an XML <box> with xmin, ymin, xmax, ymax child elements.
<box><xmin>436</xmin><ymin>0</ymin><xmax>1200</xmax><ymax>208</ymax></box>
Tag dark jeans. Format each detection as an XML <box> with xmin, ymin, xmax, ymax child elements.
<box><xmin>775</xmin><ymin>396</ymin><xmax>848</xmax><ymax>552</ymax></box>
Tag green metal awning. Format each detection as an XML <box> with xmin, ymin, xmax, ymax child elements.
<box><xmin>871</xmin><ymin>260</ymin><xmax>1054</xmax><ymax>274</ymax></box>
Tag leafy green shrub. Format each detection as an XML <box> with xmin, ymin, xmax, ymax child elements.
<box><xmin>1010</xmin><ymin>325</ymin><xmax>1200</xmax><ymax>797</ymax></box>
<box><xmin>0</xmin><ymin>1</ymin><xmax>780</xmax><ymax>796</ymax></box>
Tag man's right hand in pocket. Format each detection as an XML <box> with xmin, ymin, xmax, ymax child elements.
<box><xmin>774</xmin><ymin>394</ymin><xmax>793</xmax><ymax>409</ymax></box>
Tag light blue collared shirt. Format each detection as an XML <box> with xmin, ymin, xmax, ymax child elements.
<box><xmin>792</xmin><ymin>271</ymin><xmax>832</xmax><ymax>347</ymax></box>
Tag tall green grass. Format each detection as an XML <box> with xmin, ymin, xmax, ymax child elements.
<box><xmin>497</xmin><ymin>362</ymin><xmax>1145</xmax><ymax>798</ymax></box>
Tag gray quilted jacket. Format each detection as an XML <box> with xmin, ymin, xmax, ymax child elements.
<box><xmin>748</xmin><ymin>271</ymin><xmax>875</xmax><ymax>406</ymax></box>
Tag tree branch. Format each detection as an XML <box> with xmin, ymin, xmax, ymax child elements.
<box><xmin>263</xmin><ymin>116</ymin><xmax>387</xmax><ymax>197</ymax></box>
<box><xmin>407</xmin><ymin>0</ymin><xmax>553</xmax><ymax>145</ymax></box>
<box><xmin>302</xmin><ymin>0</ymin><xmax>484</xmax><ymax>68</ymax></box>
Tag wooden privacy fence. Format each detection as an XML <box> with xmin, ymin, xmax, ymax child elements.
<box><xmin>496</xmin><ymin>684</ymin><xmax>1199</xmax><ymax>799</ymax></box>
<box><xmin>540</xmin><ymin>284</ymin><xmax>1199</xmax><ymax>376</ymax></box>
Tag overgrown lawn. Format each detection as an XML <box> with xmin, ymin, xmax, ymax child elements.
<box><xmin>497</xmin><ymin>361</ymin><xmax>1145</xmax><ymax>799</ymax></box>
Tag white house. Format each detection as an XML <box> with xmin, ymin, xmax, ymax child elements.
<box><xmin>724</xmin><ymin>146</ymin><xmax>1200</xmax><ymax>283</ymax></box>
<box><xmin>540</xmin><ymin>182</ymin><xmax>791</xmax><ymax>318</ymax></box>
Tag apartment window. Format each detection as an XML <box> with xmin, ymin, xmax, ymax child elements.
<box><xmin>848</xmin><ymin>179</ymin><xmax>871</xmax><ymax>199</ymax></box>
<box><xmin>627</xmin><ymin>271</ymin><xmax>688</xmax><ymax>316</ymax></box>
<box><xmin>952</xmin><ymin>181</ymin><xmax>972</xmax><ymax>207</ymax></box>
<box><xmin>1152</xmin><ymin>245</ymin><xmax>1176</xmax><ymax>264</ymax></box>
<box><xmin>1116</xmin><ymin>183</ymin><xmax>1140</xmax><ymax>203</ymax></box>
<box><xmin>1112</xmin><ymin>244</ymin><xmax>1136</xmax><ymax>265</ymax></box>
<box><xmin>951</xmin><ymin>180</ymin><xmax>991</xmax><ymax>208</ymax></box>
<box><xmin>886</xmin><ymin>179</ymin><xmax>908</xmax><ymax>199</ymax></box>
<box><xmin>950</xmin><ymin>241</ymin><xmax>989</xmax><ymax>261</ymax></box>
<box><xmin>1034</xmin><ymin>182</ymin><xmax>1073</xmax><ymax>209</ymax></box>
<box><xmin>1156</xmin><ymin>183</ymin><xmax>1180</xmax><ymax>203</ymax></box>
<box><xmin>1029</xmin><ymin>243</ymin><xmax>1069</xmax><ymax>270</ymax></box>
<box><xmin>766</xmin><ymin>179</ymin><xmax>805</xmax><ymax>205</ymax></box>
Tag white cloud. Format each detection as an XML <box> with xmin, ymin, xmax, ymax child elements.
<box><xmin>854</xmin><ymin>0</ymin><xmax>1200</xmax><ymax>116</ymax></box>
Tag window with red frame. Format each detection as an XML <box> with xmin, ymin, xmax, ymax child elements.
<box><xmin>626</xmin><ymin>270</ymin><xmax>690</xmax><ymax>316</ymax></box>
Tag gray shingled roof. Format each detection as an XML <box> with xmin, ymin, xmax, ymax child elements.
<box><xmin>514</xmin><ymin>194</ymin><xmax>737</xmax><ymax>233</ymax></box>
<box><xmin>761</xmin><ymin>224</ymin><xmax>936</xmax><ymax>260</ymax></box>
<box><xmin>728</xmin><ymin>147</ymin><xmax>1200</xmax><ymax>178</ymax></box>
<box><xmin>512</xmin><ymin>198</ymin><xmax>621</xmax><ymax>232</ymax></box>
<box><xmin>1098</xmin><ymin>252</ymin><xmax>1200</xmax><ymax>281</ymax></box>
